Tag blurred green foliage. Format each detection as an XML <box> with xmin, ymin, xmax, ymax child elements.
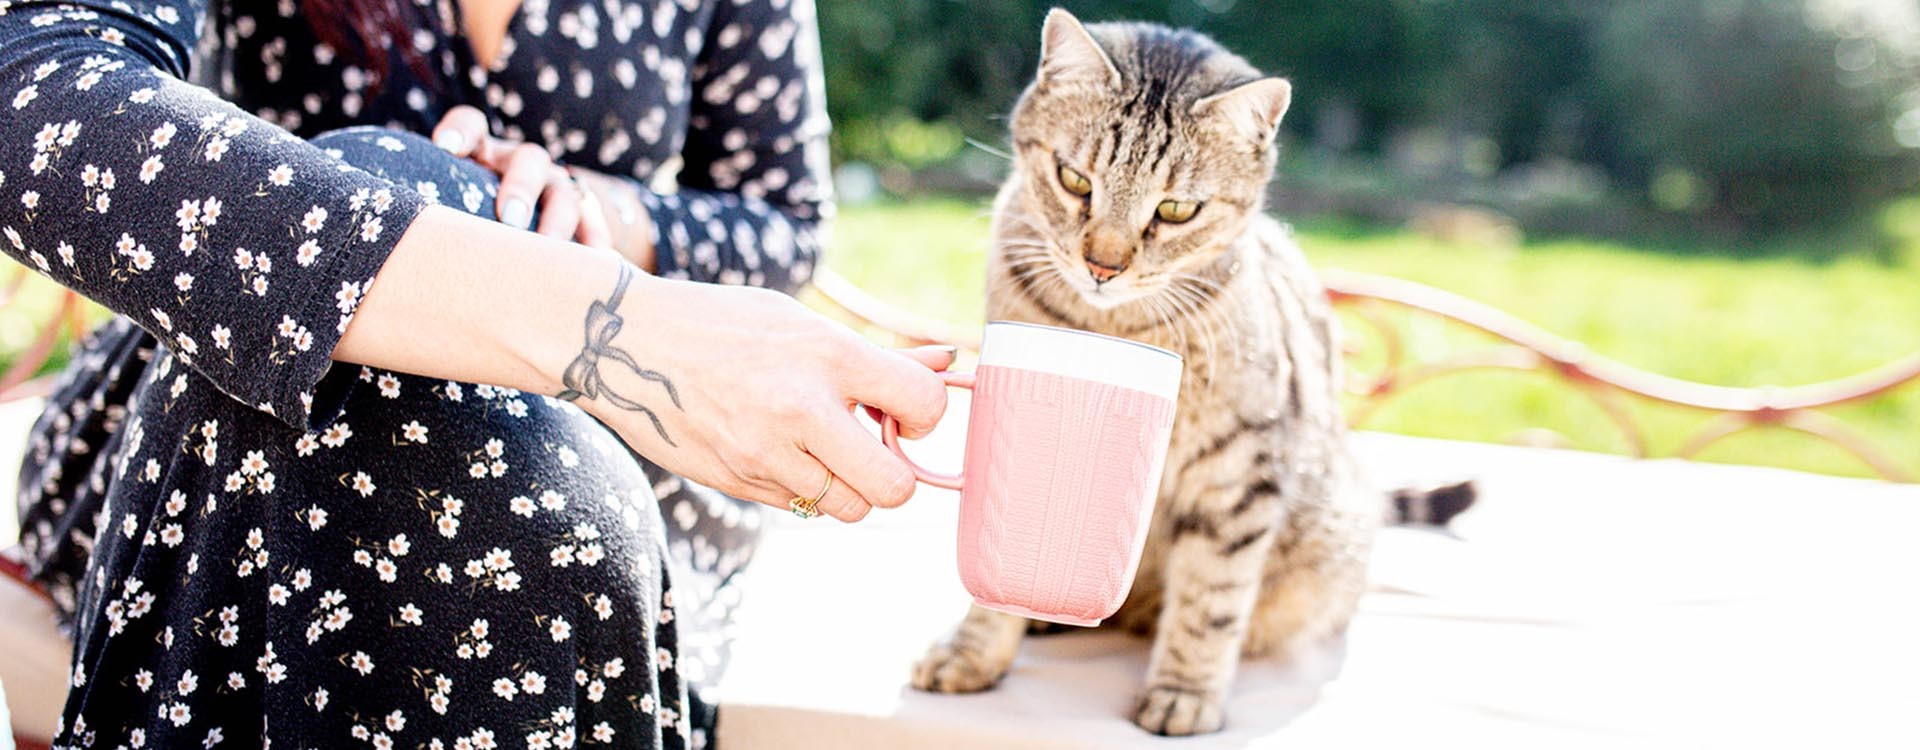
<box><xmin>818</xmin><ymin>0</ymin><xmax>1920</xmax><ymax>238</ymax></box>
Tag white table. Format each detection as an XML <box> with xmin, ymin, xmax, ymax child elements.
<box><xmin>714</xmin><ymin>398</ymin><xmax>1920</xmax><ymax>748</ymax></box>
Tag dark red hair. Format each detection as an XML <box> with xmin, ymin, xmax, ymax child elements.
<box><xmin>302</xmin><ymin>0</ymin><xmax>438</xmax><ymax>97</ymax></box>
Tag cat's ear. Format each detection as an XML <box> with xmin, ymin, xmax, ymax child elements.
<box><xmin>1038</xmin><ymin>8</ymin><xmax>1120</xmax><ymax>89</ymax></box>
<box><xmin>1193</xmin><ymin>77</ymin><xmax>1292</xmax><ymax>144</ymax></box>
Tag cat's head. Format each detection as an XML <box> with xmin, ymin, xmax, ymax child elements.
<box><xmin>1001</xmin><ymin>9</ymin><xmax>1290</xmax><ymax>310</ymax></box>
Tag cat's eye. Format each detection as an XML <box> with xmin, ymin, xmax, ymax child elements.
<box><xmin>1058</xmin><ymin>165</ymin><xmax>1093</xmax><ymax>197</ymax></box>
<box><xmin>1156</xmin><ymin>200</ymin><xmax>1201</xmax><ymax>224</ymax></box>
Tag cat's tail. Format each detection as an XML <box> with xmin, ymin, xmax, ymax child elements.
<box><xmin>1386</xmin><ymin>480</ymin><xmax>1477</xmax><ymax>527</ymax></box>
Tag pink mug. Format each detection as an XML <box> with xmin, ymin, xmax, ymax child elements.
<box><xmin>883</xmin><ymin>321</ymin><xmax>1183</xmax><ymax>626</ymax></box>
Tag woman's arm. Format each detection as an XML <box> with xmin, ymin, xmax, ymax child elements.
<box><xmin>342</xmin><ymin>205</ymin><xmax>949</xmax><ymax>521</ymax></box>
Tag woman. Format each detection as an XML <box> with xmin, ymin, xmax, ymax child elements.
<box><xmin>0</xmin><ymin>0</ymin><xmax>946</xmax><ymax>747</ymax></box>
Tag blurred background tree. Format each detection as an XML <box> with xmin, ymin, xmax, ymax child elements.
<box><xmin>817</xmin><ymin>0</ymin><xmax>1920</xmax><ymax>248</ymax></box>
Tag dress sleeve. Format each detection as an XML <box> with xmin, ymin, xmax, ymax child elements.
<box><xmin>638</xmin><ymin>0</ymin><xmax>832</xmax><ymax>294</ymax></box>
<box><xmin>0</xmin><ymin>0</ymin><xmax>427</xmax><ymax>430</ymax></box>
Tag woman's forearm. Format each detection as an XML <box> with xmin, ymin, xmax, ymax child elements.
<box><xmin>334</xmin><ymin>205</ymin><xmax>617</xmax><ymax>397</ymax></box>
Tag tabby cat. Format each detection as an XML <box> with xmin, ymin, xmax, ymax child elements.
<box><xmin>908</xmin><ymin>9</ymin><xmax>1469</xmax><ymax>735</ymax></box>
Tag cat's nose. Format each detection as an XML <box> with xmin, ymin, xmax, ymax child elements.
<box><xmin>1084</xmin><ymin>250</ymin><xmax>1130</xmax><ymax>283</ymax></box>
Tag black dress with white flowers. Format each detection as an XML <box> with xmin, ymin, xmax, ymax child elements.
<box><xmin>0</xmin><ymin>0</ymin><xmax>831</xmax><ymax>746</ymax></box>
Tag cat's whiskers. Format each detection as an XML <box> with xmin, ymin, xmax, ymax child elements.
<box><xmin>1155</xmin><ymin>282</ymin><xmax>1217</xmax><ymax>383</ymax></box>
<box><xmin>1141</xmin><ymin>293</ymin><xmax>1193</xmax><ymax>362</ymax></box>
<box><xmin>1178</xmin><ymin>277</ymin><xmax>1244</xmax><ymax>378</ymax></box>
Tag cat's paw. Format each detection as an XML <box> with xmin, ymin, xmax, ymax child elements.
<box><xmin>910</xmin><ymin>641</ymin><xmax>1009</xmax><ymax>693</ymax></box>
<box><xmin>1132</xmin><ymin>686</ymin><xmax>1226</xmax><ymax>736</ymax></box>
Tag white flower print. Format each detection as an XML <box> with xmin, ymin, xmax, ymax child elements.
<box><xmin>377</xmin><ymin>373</ymin><xmax>400</xmax><ymax>398</ymax></box>
<box><xmin>211</xmin><ymin>325</ymin><xmax>231</xmax><ymax>349</ymax></box>
<box><xmin>167</xmin><ymin>702</ymin><xmax>191</xmax><ymax>727</ymax></box>
<box><xmin>13</xmin><ymin>84</ymin><xmax>39</xmax><ymax>109</ymax></box>
<box><xmin>492</xmin><ymin>678</ymin><xmax>518</xmax><ymax>701</ymax></box>
<box><xmin>351</xmin><ymin>471</ymin><xmax>375</xmax><ymax>497</ymax></box>
<box><xmin>399</xmin><ymin>603</ymin><xmax>423</xmax><ymax>625</ymax></box>
<box><xmin>267</xmin><ymin>163</ymin><xmax>293</xmax><ymax>186</ymax></box>
<box><xmin>509</xmin><ymin>496</ymin><xmax>536</xmax><ymax>517</ymax></box>
<box><xmin>150</xmin><ymin>121</ymin><xmax>176</xmax><ymax>148</ymax></box>
<box><xmin>177</xmin><ymin>670</ymin><xmax>198</xmax><ymax>695</ymax></box>
<box><xmin>401</xmin><ymin>420</ymin><xmax>428</xmax><ymax>443</ymax></box>
<box><xmin>295</xmin><ymin>239</ymin><xmax>321</xmax><ymax>266</ymax></box>
<box><xmin>177</xmin><ymin>199</ymin><xmax>202</xmax><ymax>232</ymax></box>
<box><xmin>335</xmin><ymin>280</ymin><xmax>362</xmax><ymax>313</ymax></box>
<box><xmin>203</xmin><ymin>135</ymin><xmax>230</xmax><ymax>161</ymax></box>
<box><xmin>301</xmin><ymin>205</ymin><xmax>327</xmax><ymax>233</ymax></box>
<box><xmin>173</xmin><ymin>272</ymin><xmax>192</xmax><ymax>291</ymax></box>
<box><xmin>350</xmin><ymin>651</ymin><xmax>374</xmax><ymax>675</ymax></box>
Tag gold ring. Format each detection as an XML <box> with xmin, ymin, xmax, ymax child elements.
<box><xmin>789</xmin><ymin>472</ymin><xmax>834</xmax><ymax>519</ymax></box>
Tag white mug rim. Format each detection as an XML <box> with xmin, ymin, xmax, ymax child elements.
<box><xmin>977</xmin><ymin>321</ymin><xmax>1184</xmax><ymax>399</ymax></box>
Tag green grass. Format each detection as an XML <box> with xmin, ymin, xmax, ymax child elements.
<box><xmin>823</xmin><ymin>198</ymin><xmax>1920</xmax><ymax>481</ymax></box>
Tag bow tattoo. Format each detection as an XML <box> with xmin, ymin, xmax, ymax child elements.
<box><xmin>557</xmin><ymin>265</ymin><xmax>682</xmax><ymax>446</ymax></box>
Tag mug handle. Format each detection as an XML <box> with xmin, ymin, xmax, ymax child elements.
<box><xmin>880</xmin><ymin>370</ymin><xmax>975</xmax><ymax>491</ymax></box>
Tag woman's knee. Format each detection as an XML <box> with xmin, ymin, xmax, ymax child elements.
<box><xmin>309</xmin><ymin>126</ymin><xmax>500</xmax><ymax>219</ymax></box>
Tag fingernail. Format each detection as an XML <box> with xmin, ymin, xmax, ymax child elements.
<box><xmin>433</xmin><ymin>129</ymin><xmax>464</xmax><ymax>153</ymax></box>
<box><xmin>936</xmin><ymin>345</ymin><xmax>959</xmax><ymax>362</ymax></box>
<box><xmin>500</xmin><ymin>198</ymin><xmax>531</xmax><ymax>229</ymax></box>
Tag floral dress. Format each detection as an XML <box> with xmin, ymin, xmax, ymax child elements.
<box><xmin>0</xmin><ymin>0</ymin><xmax>830</xmax><ymax>746</ymax></box>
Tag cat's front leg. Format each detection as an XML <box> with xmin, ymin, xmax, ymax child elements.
<box><xmin>1133</xmin><ymin>495</ymin><xmax>1275</xmax><ymax>735</ymax></box>
<box><xmin>910</xmin><ymin>604</ymin><xmax>1028</xmax><ymax>693</ymax></box>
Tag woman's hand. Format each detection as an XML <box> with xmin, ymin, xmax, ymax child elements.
<box><xmin>566</xmin><ymin>270</ymin><xmax>953</xmax><ymax>521</ymax></box>
<box><xmin>431</xmin><ymin>105</ymin><xmax>614</xmax><ymax>251</ymax></box>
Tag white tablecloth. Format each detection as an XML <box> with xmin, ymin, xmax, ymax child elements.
<box><xmin>714</xmin><ymin>414</ymin><xmax>1920</xmax><ymax>749</ymax></box>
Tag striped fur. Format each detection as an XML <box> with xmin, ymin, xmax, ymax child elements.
<box><xmin>909</xmin><ymin>10</ymin><xmax>1382</xmax><ymax>736</ymax></box>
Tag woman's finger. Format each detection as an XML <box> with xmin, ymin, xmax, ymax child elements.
<box><xmin>860</xmin><ymin>345</ymin><xmax>959</xmax><ymax>439</ymax></box>
<box><xmin>431</xmin><ymin>105</ymin><xmax>490</xmax><ymax>158</ymax></box>
<box><xmin>777</xmin><ymin>452</ymin><xmax>873</xmax><ymax>523</ymax></box>
<box><xmin>572</xmin><ymin>177</ymin><xmax>615</xmax><ymax>250</ymax></box>
<box><xmin>495</xmin><ymin>143</ymin><xmax>556</xmax><ymax>230</ymax></box>
<box><xmin>843</xmin><ymin>345</ymin><xmax>954</xmax><ymax>441</ymax></box>
<box><xmin>803</xmin><ymin>410</ymin><xmax>918</xmax><ymax>509</ymax></box>
<box><xmin>535</xmin><ymin>176</ymin><xmax>583</xmax><ymax>241</ymax></box>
